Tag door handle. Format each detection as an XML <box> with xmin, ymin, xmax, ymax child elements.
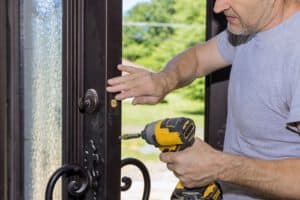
<box><xmin>78</xmin><ymin>89</ymin><xmax>99</xmax><ymax>114</ymax></box>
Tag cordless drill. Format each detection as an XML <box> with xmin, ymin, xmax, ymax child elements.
<box><xmin>121</xmin><ymin>117</ymin><xmax>222</xmax><ymax>200</ymax></box>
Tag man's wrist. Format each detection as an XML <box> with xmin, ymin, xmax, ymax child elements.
<box><xmin>157</xmin><ymin>70</ymin><xmax>177</xmax><ymax>94</ymax></box>
<box><xmin>215</xmin><ymin>152</ymin><xmax>244</xmax><ymax>183</ymax></box>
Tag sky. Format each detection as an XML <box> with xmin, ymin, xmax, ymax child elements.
<box><xmin>123</xmin><ymin>0</ymin><xmax>150</xmax><ymax>14</ymax></box>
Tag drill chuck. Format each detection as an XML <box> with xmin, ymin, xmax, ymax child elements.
<box><xmin>141</xmin><ymin>122</ymin><xmax>157</xmax><ymax>145</ymax></box>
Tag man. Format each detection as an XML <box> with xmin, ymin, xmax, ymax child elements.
<box><xmin>107</xmin><ymin>0</ymin><xmax>300</xmax><ymax>199</ymax></box>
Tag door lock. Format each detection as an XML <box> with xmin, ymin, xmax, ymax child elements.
<box><xmin>79</xmin><ymin>89</ymin><xmax>99</xmax><ymax>114</ymax></box>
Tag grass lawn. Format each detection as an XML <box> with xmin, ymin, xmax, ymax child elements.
<box><xmin>122</xmin><ymin>93</ymin><xmax>204</xmax><ymax>127</ymax></box>
<box><xmin>121</xmin><ymin>93</ymin><xmax>205</xmax><ymax>161</ymax></box>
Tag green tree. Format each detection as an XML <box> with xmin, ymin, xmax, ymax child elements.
<box><xmin>123</xmin><ymin>0</ymin><xmax>206</xmax><ymax>100</ymax></box>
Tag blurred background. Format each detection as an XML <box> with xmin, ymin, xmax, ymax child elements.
<box><xmin>121</xmin><ymin>0</ymin><xmax>207</xmax><ymax>199</ymax></box>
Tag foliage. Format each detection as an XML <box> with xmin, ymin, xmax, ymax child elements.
<box><xmin>176</xmin><ymin>77</ymin><xmax>205</xmax><ymax>100</ymax></box>
<box><xmin>123</xmin><ymin>0</ymin><xmax>206</xmax><ymax>100</ymax></box>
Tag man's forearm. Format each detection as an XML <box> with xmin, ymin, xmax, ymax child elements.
<box><xmin>219</xmin><ymin>153</ymin><xmax>300</xmax><ymax>199</ymax></box>
<box><xmin>160</xmin><ymin>46</ymin><xmax>200</xmax><ymax>92</ymax></box>
<box><xmin>159</xmin><ymin>38</ymin><xmax>230</xmax><ymax>93</ymax></box>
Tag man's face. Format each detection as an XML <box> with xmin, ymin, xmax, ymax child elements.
<box><xmin>214</xmin><ymin>0</ymin><xmax>276</xmax><ymax>35</ymax></box>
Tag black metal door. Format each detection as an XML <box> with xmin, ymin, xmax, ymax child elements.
<box><xmin>51</xmin><ymin>0</ymin><xmax>122</xmax><ymax>199</ymax></box>
<box><xmin>0</xmin><ymin>0</ymin><xmax>122</xmax><ymax>199</ymax></box>
<box><xmin>205</xmin><ymin>0</ymin><xmax>229</xmax><ymax>151</ymax></box>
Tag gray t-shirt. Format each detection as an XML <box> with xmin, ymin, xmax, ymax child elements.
<box><xmin>216</xmin><ymin>12</ymin><xmax>300</xmax><ymax>200</ymax></box>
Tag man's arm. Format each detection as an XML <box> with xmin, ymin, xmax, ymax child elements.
<box><xmin>106</xmin><ymin>37</ymin><xmax>229</xmax><ymax>104</ymax></box>
<box><xmin>160</xmin><ymin>137</ymin><xmax>300</xmax><ymax>200</ymax></box>
<box><xmin>219</xmin><ymin>151</ymin><xmax>300</xmax><ymax>199</ymax></box>
<box><xmin>161</xmin><ymin>37</ymin><xmax>230</xmax><ymax>92</ymax></box>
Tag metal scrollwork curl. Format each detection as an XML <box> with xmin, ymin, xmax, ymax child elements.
<box><xmin>121</xmin><ymin>176</ymin><xmax>132</xmax><ymax>191</ymax></box>
<box><xmin>45</xmin><ymin>164</ymin><xmax>90</xmax><ymax>200</ymax></box>
<box><xmin>121</xmin><ymin>158</ymin><xmax>151</xmax><ymax>200</ymax></box>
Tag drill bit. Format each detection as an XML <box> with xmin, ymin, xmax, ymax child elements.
<box><xmin>119</xmin><ymin>133</ymin><xmax>141</xmax><ymax>140</ymax></box>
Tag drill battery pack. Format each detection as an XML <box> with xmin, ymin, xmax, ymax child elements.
<box><xmin>171</xmin><ymin>182</ymin><xmax>223</xmax><ymax>200</ymax></box>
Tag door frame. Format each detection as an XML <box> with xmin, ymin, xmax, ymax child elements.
<box><xmin>0</xmin><ymin>0</ymin><xmax>8</xmax><ymax>199</ymax></box>
<box><xmin>0</xmin><ymin>0</ymin><xmax>24</xmax><ymax>199</ymax></box>
<box><xmin>205</xmin><ymin>0</ymin><xmax>229</xmax><ymax>151</ymax></box>
<box><xmin>64</xmin><ymin>0</ymin><xmax>122</xmax><ymax>199</ymax></box>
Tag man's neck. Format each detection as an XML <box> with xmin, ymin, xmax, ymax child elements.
<box><xmin>261</xmin><ymin>0</ymin><xmax>300</xmax><ymax>31</ymax></box>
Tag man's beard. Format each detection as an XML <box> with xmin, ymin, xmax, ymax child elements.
<box><xmin>226</xmin><ymin>17</ymin><xmax>252</xmax><ymax>46</ymax></box>
<box><xmin>227</xmin><ymin>30</ymin><xmax>250</xmax><ymax>46</ymax></box>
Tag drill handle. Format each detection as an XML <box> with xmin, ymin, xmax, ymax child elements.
<box><xmin>171</xmin><ymin>181</ymin><xmax>222</xmax><ymax>200</ymax></box>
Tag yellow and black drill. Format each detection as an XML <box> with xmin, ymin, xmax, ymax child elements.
<box><xmin>121</xmin><ymin>117</ymin><xmax>222</xmax><ymax>200</ymax></box>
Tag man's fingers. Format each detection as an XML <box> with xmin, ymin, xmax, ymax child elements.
<box><xmin>114</xmin><ymin>89</ymin><xmax>141</xmax><ymax>100</ymax></box>
<box><xmin>107</xmin><ymin>65</ymin><xmax>146</xmax><ymax>86</ymax></box>
<box><xmin>118</xmin><ymin>64</ymin><xmax>145</xmax><ymax>74</ymax></box>
<box><xmin>106</xmin><ymin>64</ymin><xmax>165</xmax><ymax>105</ymax></box>
<box><xmin>106</xmin><ymin>78</ymin><xmax>140</xmax><ymax>93</ymax></box>
<box><xmin>107</xmin><ymin>72</ymin><xmax>139</xmax><ymax>86</ymax></box>
<box><xmin>107</xmin><ymin>76</ymin><xmax>127</xmax><ymax>86</ymax></box>
<box><xmin>107</xmin><ymin>83</ymin><xmax>160</xmax><ymax>102</ymax></box>
<box><xmin>167</xmin><ymin>163</ymin><xmax>175</xmax><ymax>171</ymax></box>
<box><xmin>106</xmin><ymin>83</ymin><xmax>131</xmax><ymax>93</ymax></box>
<box><xmin>167</xmin><ymin>163</ymin><xmax>186</xmax><ymax>179</ymax></box>
<box><xmin>160</xmin><ymin>152</ymin><xmax>176</xmax><ymax>163</ymax></box>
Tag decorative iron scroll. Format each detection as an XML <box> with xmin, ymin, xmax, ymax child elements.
<box><xmin>45</xmin><ymin>140</ymin><xmax>103</xmax><ymax>200</ymax></box>
<box><xmin>83</xmin><ymin>139</ymin><xmax>103</xmax><ymax>198</ymax></box>
<box><xmin>45</xmin><ymin>164</ymin><xmax>90</xmax><ymax>200</ymax></box>
<box><xmin>121</xmin><ymin>158</ymin><xmax>151</xmax><ymax>200</ymax></box>
<box><xmin>46</xmin><ymin>158</ymin><xmax>150</xmax><ymax>200</ymax></box>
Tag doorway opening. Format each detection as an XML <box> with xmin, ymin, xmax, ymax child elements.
<box><xmin>121</xmin><ymin>1</ymin><xmax>207</xmax><ymax>199</ymax></box>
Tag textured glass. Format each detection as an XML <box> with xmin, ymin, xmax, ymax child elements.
<box><xmin>22</xmin><ymin>0</ymin><xmax>62</xmax><ymax>199</ymax></box>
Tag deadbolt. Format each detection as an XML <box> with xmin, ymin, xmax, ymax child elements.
<box><xmin>79</xmin><ymin>89</ymin><xmax>99</xmax><ymax>114</ymax></box>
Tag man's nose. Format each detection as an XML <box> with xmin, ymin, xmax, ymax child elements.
<box><xmin>213</xmin><ymin>0</ymin><xmax>230</xmax><ymax>13</ymax></box>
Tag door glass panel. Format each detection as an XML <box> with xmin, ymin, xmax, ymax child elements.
<box><xmin>22</xmin><ymin>0</ymin><xmax>62</xmax><ymax>199</ymax></box>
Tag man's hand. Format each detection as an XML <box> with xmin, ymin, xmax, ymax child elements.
<box><xmin>106</xmin><ymin>38</ymin><xmax>229</xmax><ymax>105</ymax></box>
<box><xmin>159</xmin><ymin>138</ymin><xmax>224</xmax><ymax>188</ymax></box>
<box><xmin>161</xmin><ymin>137</ymin><xmax>300</xmax><ymax>199</ymax></box>
<box><xmin>106</xmin><ymin>64</ymin><xmax>170</xmax><ymax>105</ymax></box>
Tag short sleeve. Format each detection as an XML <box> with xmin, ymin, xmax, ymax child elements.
<box><xmin>287</xmin><ymin>72</ymin><xmax>300</xmax><ymax>133</ymax></box>
<box><xmin>216</xmin><ymin>30</ymin><xmax>237</xmax><ymax>64</ymax></box>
